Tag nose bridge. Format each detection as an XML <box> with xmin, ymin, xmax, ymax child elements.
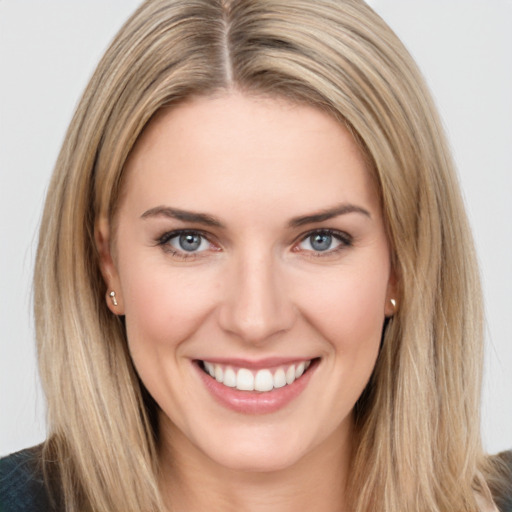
<box><xmin>218</xmin><ymin>245</ymin><xmax>295</xmax><ymax>343</ymax></box>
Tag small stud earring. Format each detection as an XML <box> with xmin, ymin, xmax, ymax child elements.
<box><xmin>390</xmin><ymin>298</ymin><xmax>397</xmax><ymax>309</ymax></box>
<box><xmin>109</xmin><ymin>291</ymin><xmax>118</xmax><ymax>307</ymax></box>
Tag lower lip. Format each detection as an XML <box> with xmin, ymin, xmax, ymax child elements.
<box><xmin>194</xmin><ymin>360</ymin><xmax>318</xmax><ymax>415</ymax></box>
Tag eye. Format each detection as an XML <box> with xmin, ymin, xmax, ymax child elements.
<box><xmin>158</xmin><ymin>230</ymin><xmax>212</xmax><ymax>255</ymax></box>
<box><xmin>296</xmin><ymin>229</ymin><xmax>351</xmax><ymax>254</ymax></box>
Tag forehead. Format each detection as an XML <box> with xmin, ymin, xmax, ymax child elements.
<box><xmin>119</xmin><ymin>92</ymin><xmax>380</xmax><ymax>222</ymax></box>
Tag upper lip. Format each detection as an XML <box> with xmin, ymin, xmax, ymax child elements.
<box><xmin>195</xmin><ymin>357</ymin><xmax>317</xmax><ymax>370</ymax></box>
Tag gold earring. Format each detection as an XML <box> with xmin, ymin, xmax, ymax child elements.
<box><xmin>109</xmin><ymin>291</ymin><xmax>118</xmax><ymax>307</ymax></box>
<box><xmin>390</xmin><ymin>298</ymin><xmax>397</xmax><ymax>309</ymax></box>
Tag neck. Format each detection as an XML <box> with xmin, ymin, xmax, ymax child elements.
<box><xmin>158</xmin><ymin>419</ymin><xmax>353</xmax><ymax>512</ymax></box>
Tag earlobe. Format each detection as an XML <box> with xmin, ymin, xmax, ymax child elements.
<box><xmin>385</xmin><ymin>297</ymin><xmax>397</xmax><ymax>317</ymax></box>
<box><xmin>384</xmin><ymin>268</ymin><xmax>399</xmax><ymax>317</ymax></box>
<box><xmin>95</xmin><ymin>216</ymin><xmax>125</xmax><ymax>315</ymax></box>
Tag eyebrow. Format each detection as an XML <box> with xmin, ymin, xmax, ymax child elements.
<box><xmin>140</xmin><ymin>202</ymin><xmax>371</xmax><ymax>229</ymax></box>
<box><xmin>140</xmin><ymin>206</ymin><xmax>225</xmax><ymax>228</ymax></box>
<box><xmin>288</xmin><ymin>203</ymin><xmax>371</xmax><ymax>228</ymax></box>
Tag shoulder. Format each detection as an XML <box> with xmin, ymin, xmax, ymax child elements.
<box><xmin>0</xmin><ymin>445</ymin><xmax>59</xmax><ymax>512</ymax></box>
<box><xmin>487</xmin><ymin>450</ymin><xmax>512</xmax><ymax>512</ymax></box>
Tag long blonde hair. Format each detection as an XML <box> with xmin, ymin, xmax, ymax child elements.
<box><xmin>35</xmin><ymin>0</ymin><xmax>488</xmax><ymax>510</ymax></box>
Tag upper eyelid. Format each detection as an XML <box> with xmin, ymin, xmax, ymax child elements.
<box><xmin>158</xmin><ymin>228</ymin><xmax>212</xmax><ymax>243</ymax></box>
<box><xmin>295</xmin><ymin>228</ymin><xmax>352</xmax><ymax>244</ymax></box>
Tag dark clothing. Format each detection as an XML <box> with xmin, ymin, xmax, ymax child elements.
<box><xmin>0</xmin><ymin>447</ymin><xmax>56</xmax><ymax>512</ymax></box>
<box><xmin>1</xmin><ymin>445</ymin><xmax>512</xmax><ymax>511</ymax></box>
<box><xmin>488</xmin><ymin>450</ymin><xmax>512</xmax><ymax>512</ymax></box>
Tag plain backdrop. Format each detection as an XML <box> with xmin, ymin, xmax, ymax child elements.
<box><xmin>1</xmin><ymin>0</ymin><xmax>511</xmax><ymax>456</ymax></box>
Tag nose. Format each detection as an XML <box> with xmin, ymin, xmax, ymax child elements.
<box><xmin>217</xmin><ymin>251</ymin><xmax>296</xmax><ymax>345</ymax></box>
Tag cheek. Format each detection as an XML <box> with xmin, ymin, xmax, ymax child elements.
<box><xmin>119</xmin><ymin>259</ymin><xmax>219</xmax><ymax>355</ymax></box>
<box><xmin>295</xmin><ymin>259</ymin><xmax>389</xmax><ymax>357</ymax></box>
<box><xmin>270</xmin><ymin>260</ymin><xmax>389</xmax><ymax>444</ymax></box>
<box><xmin>302</xmin><ymin>263</ymin><xmax>389</xmax><ymax>413</ymax></box>
<box><xmin>118</xmin><ymin>261</ymin><xmax>221</xmax><ymax>415</ymax></box>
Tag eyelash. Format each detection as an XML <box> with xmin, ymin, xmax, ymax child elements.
<box><xmin>156</xmin><ymin>230</ymin><xmax>215</xmax><ymax>260</ymax></box>
<box><xmin>295</xmin><ymin>228</ymin><xmax>353</xmax><ymax>257</ymax></box>
<box><xmin>156</xmin><ymin>228</ymin><xmax>353</xmax><ymax>260</ymax></box>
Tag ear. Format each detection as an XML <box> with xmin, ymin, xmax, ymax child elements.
<box><xmin>95</xmin><ymin>216</ymin><xmax>125</xmax><ymax>315</ymax></box>
<box><xmin>384</xmin><ymin>266</ymin><xmax>399</xmax><ymax>318</ymax></box>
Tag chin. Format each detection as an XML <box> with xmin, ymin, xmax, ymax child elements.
<box><xmin>206</xmin><ymin>443</ymin><xmax>307</xmax><ymax>474</ymax></box>
<box><xmin>190</xmin><ymin>422</ymin><xmax>320</xmax><ymax>474</ymax></box>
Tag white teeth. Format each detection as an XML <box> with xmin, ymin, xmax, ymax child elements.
<box><xmin>202</xmin><ymin>360</ymin><xmax>313</xmax><ymax>392</ymax></box>
<box><xmin>223</xmin><ymin>367</ymin><xmax>237</xmax><ymax>387</ymax></box>
<box><xmin>273</xmin><ymin>368</ymin><xmax>287</xmax><ymax>388</ymax></box>
<box><xmin>236</xmin><ymin>368</ymin><xmax>255</xmax><ymax>391</ymax></box>
<box><xmin>204</xmin><ymin>361</ymin><xmax>215</xmax><ymax>377</ymax></box>
<box><xmin>285</xmin><ymin>365</ymin><xmax>296</xmax><ymax>385</ymax></box>
<box><xmin>254</xmin><ymin>369</ymin><xmax>274</xmax><ymax>392</ymax></box>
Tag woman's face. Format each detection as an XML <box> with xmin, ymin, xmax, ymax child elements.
<box><xmin>99</xmin><ymin>92</ymin><xmax>396</xmax><ymax>473</ymax></box>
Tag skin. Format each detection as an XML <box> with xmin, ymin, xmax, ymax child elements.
<box><xmin>97</xmin><ymin>92</ymin><xmax>397</xmax><ymax>512</ymax></box>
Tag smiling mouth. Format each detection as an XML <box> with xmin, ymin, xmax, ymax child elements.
<box><xmin>198</xmin><ymin>359</ymin><xmax>317</xmax><ymax>393</ymax></box>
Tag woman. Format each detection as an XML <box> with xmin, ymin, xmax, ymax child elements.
<box><xmin>1</xmin><ymin>0</ymin><xmax>510</xmax><ymax>511</ymax></box>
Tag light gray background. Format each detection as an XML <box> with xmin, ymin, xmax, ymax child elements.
<box><xmin>1</xmin><ymin>1</ymin><xmax>511</xmax><ymax>456</ymax></box>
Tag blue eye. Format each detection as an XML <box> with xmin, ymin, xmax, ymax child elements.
<box><xmin>297</xmin><ymin>230</ymin><xmax>350</xmax><ymax>253</ymax></box>
<box><xmin>177</xmin><ymin>233</ymin><xmax>204</xmax><ymax>252</ymax></box>
<box><xmin>160</xmin><ymin>231</ymin><xmax>211</xmax><ymax>254</ymax></box>
<box><xmin>309</xmin><ymin>233</ymin><xmax>335</xmax><ymax>251</ymax></box>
